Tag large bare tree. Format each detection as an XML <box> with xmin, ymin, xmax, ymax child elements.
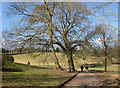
<box><xmin>3</xmin><ymin>2</ymin><xmax>118</xmax><ymax>72</ymax></box>
<box><xmin>90</xmin><ymin>24</ymin><xmax>117</xmax><ymax>71</ymax></box>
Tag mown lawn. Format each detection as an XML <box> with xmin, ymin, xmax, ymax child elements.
<box><xmin>2</xmin><ymin>61</ymin><xmax>75</xmax><ymax>87</ymax></box>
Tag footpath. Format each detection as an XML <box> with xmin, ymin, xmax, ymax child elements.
<box><xmin>62</xmin><ymin>72</ymin><xmax>103</xmax><ymax>88</ymax></box>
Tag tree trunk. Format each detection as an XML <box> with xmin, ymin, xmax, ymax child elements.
<box><xmin>105</xmin><ymin>57</ymin><xmax>107</xmax><ymax>71</ymax></box>
<box><xmin>66</xmin><ymin>50</ymin><xmax>75</xmax><ymax>72</ymax></box>
<box><xmin>10</xmin><ymin>49</ymin><xmax>11</xmax><ymax>54</ymax></box>
<box><xmin>20</xmin><ymin>48</ymin><xmax>22</xmax><ymax>54</ymax></box>
<box><xmin>45</xmin><ymin>3</ymin><xmax>63</xmax><ymax>70</ymax></box>
<box><xmin>103</xmin><ymin>34</ymin><xmax>107</xmax><ymax>72</ymax></box>
<box><xmin>49</xmin><ymin>34</ymin><xmax>63</xmax><ymax>70</ymax></box>
<box><xmin>51</xmin><ymin>45</ymin><xmax>63</xmax><ymax>70</ymax></box>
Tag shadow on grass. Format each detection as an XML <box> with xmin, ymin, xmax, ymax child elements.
<box><xmin>78</xmin><ymin>70</ymin><xmax>105</xmax><ymax>73</ymax></box>
<box><xmin>88</xmin><ymin>70</ymin><xmax>105</xmax><ymax>73</ymax></box>
<box><xmin>88</xmin><ymin>64</ymin><xmax>104</xmax><ymax>68</ymax></box>
<box><xmin>13</xmin><ymin>62</ymin><xmax>53</xmax><ymax>70</ymax></box>
<box><xmin>112</xmin><ymin>62</ymin><xmax>120</xmax><ymax>64</ymax></box>
<box><xmin>29</xmin><ymin>65</ymin><xmax>53</xmax><ymax>69</ymax></box>
<box><xmin>2</xmin><ymin>72</ymin><xmax>71</xmax><ymax>87</ymax></box>
<box><xmin>2</xmin><ymin>68</ymin><xmax>23</xmax><ymax>72</ymax></box>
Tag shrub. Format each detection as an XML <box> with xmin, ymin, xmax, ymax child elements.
<box><xmin>27</xmin><ymin>61</ymin><xmax>30</xmax><ymax>65</ymax></box>
<box><xmin>2</xmin><ymin>55</ymin><xmax>14</xmax><ymax>62</ymax></box>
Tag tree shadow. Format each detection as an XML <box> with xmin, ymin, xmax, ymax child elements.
<box><xmin>2</xmin><ymin>68</ymin><xmax>23</xmax><ymax>72</ymax></box>
<box><xmin>29</xmin><ymin>65</ymin><xmax>53</xmax><ymax>69</ymax></box>
<box><xmin>88</xmin><ymin>70</ymin><xmax>105</xmax><ymax>73</ymax></box>
<box><xmin>112</xmin><ymin>62</ymin><xmax>120</xmax><ymax>64</ymax></box>
<box><xmin>88</xmin><ymin>64</ymin><xmax>104</xmax><ymax>68</ymax></box>
<box><xmin>78</xmin><ymin>70</ymin><xmax>105</xmax><ymax>73</ymax></box>
<box><xmin>14</xmin><ymin>62</ymin><xmax>53</xmax><ymax>70</ymax></box>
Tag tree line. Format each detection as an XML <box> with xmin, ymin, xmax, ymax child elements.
<box><xmin>1</xmin><ymin>46</ymin><xmax>61</xmax><ymax>54</ymax></box>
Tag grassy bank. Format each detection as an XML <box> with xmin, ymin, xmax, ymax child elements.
<box><xmin>2</xmin><ymin>61</ymin><xmax>76</xmax><ymax>87</ymax></box>
<box><xmin>12</xmin><ymin>52</ymin><xmax>118</xmax><ymax>70</ymax></box>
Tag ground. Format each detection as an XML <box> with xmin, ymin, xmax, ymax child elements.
<box><xmin>2</xmin><ymin>62</ymin><xmax>119</xmax><ymax>87</ymax></box>
<box><xmin>63</xmin><ymin>71</ymin><xmax>119</xmax><ymax>88</ymax></box>
<box><xmin>45</xmin><ymin>69</ymin><xmax>76</xmax><ymax>78</ymax></box>
<box><xmin>63</xmin><ymin>64</ymin><xmax>119</xmax><ymax>87</ymax></box>
<box><xmin>63</xmin><ymin>73</ymin><xmax>102</xmax><ymax>88</ymax></box>
<box><xmin>2</xmin><ymin>53</ymin><xmax>119</xmax><ymax>87</ymax></box>
<box><xmin>2</xmin><ymin>61</ymin><xmax>77</xmax><ymax>87</ymax></box>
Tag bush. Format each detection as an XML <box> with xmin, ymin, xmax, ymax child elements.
<box><xmin>2</xmin><ymin>55</ymin><xmax>14</xmax><ymax>62</ymax></box>
<box><xmin>27</xmin><ymin>61</ymin><xmax>30</xmax><ymax>65</ymax></box>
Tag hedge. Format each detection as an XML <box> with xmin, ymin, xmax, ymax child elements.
<box><xmin>2</xmin><ymin>55</ymin><xmax>14</xmax><ymax>62</ymax></box>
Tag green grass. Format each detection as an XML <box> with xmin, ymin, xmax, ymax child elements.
<box><xmin>2</xmin><ymin>61</ymin><xmax>73</xmax><ymax>87</ymax></box>
<box><xmin>89</xmin><ymin>64</ymin><xmax>118</xmax><ymax>72</ymax></box>
<box><xmin>2</xmin><ymin>52</ymin><xmax>119</xmax><ymax>87</ymax></box>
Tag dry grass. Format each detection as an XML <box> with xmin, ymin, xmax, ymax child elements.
<box><xmin>12</xmin><ymin>52</ymin><xmax>108</xmax><ymax>69</ymax></box>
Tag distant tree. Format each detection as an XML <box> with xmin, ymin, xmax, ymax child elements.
<box><xmin>90</xmin><ymin>24</ymin><xmax>117</xmax><ymax>71</ymax></box>
<box><xmin>2</xmin><ymin>48</ymin><xmax>9</xmax><ymax>54</ymax></box>
<box><xmin>2</xmin><ymin>48</ymin><xmax>6</xmax><ymax>53</ymax></box>
<box><xmin>55</xmin><ymin>47</ymin><xmax>60</xmax><ymax>52</ymax></box>
<box><xmin>111</xmin><ymin>44</ymin><xmax>118</xmax><ymax>58</ymax></box>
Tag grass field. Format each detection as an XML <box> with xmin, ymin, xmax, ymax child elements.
<box><xmin>89</xmin><ymin>64</ymin><xmax>118</xmax><ymax>72</ymax></box>
<box><xmin>2</xmin><ymin>52</ymin><xmax>119</xmax><ymax>87</ymax></box>
<box><xmin>12</xmin><ymin>52</ymin><xmax>115</xmax><ymax>70</ymax></box>
<box><xmin>2</xmin><ymin>61</ymin><xmax>76</xmax><ymax>87</ymax></box>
